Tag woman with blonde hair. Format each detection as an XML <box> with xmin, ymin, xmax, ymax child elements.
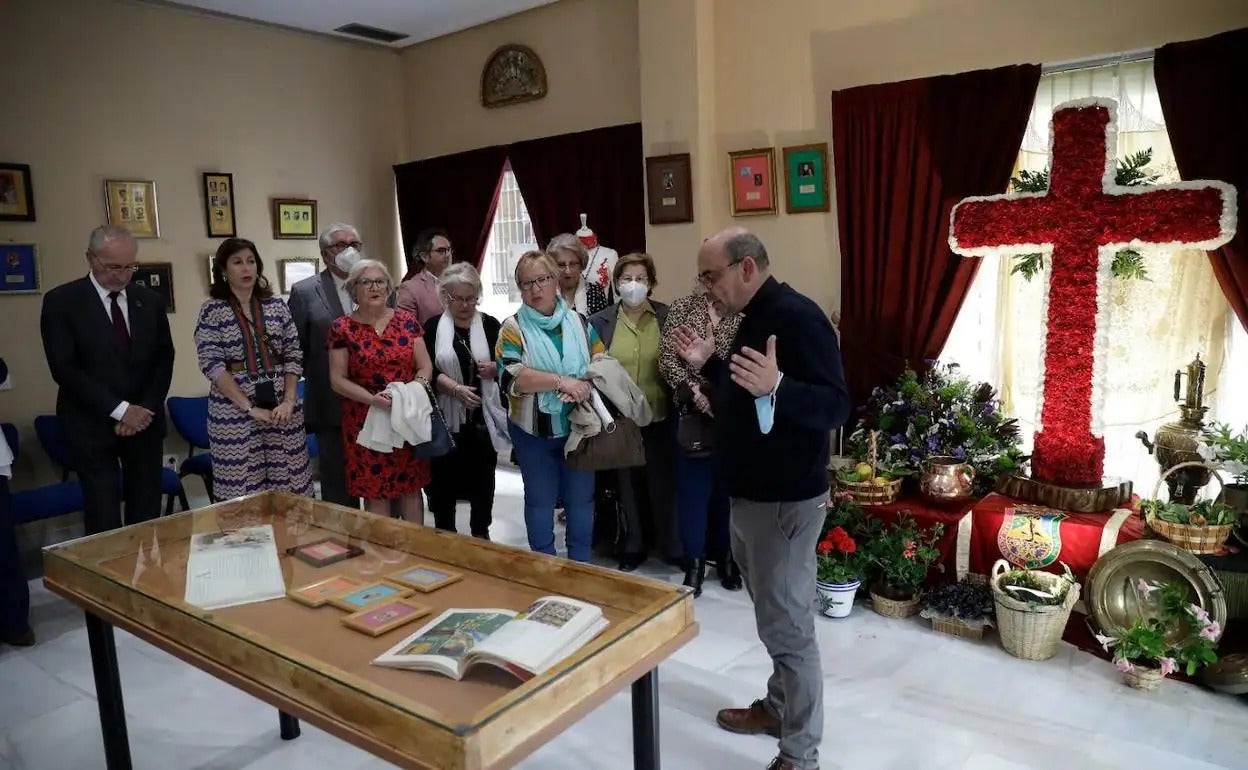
<box><xmin>496</xmin><ymin>250</ymin><xmax>606</xmax><ymax>561</ymax></box>
<box><xmin>328</xmin><ymin>259</ymin><xmax>434</xmax><ymax>522</ymax></box>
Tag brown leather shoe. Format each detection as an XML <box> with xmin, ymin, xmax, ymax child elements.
<box><xmin>716</xmin><ymin>699</ymin><xmax>780</xmax><ymax>738</ymax></box>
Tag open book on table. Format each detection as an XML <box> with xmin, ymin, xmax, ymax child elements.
<box><xmin>372</xmin><ymin>596</ymin><xmax>609</xmax><ymax>682</ymax></box>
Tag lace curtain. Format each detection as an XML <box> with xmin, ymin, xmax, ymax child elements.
<box><xmin>942</xmin><ymin>59</ymin><xmax>1232</xmax><ymax>498</ymax></box>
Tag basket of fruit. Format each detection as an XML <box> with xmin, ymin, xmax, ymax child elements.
<box><xmin>834</xmin><ymin>432</ymin><xmax>901</xmax><ymax>506</ymax></box>
<box><xmin>1144</xmin><ymin>461</ymin><xmax>1235</xmax><ymax>554</ymax></box>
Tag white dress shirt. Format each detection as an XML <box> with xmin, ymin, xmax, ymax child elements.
<box><xmin>332</xmin><ymin>274</ymin><xmax>354</xmax><ymax>315</ymax></box>
<box><xmin>89</xmin><ymin>272</ymin><xmax>132</xmax><ymax>421</ymax></box>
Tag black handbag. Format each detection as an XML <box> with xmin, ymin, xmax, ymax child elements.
<box><xmin>411</xmin><ymin>383</ymin><xmax>455</xmax><ymax>459</ymax></box>
<box><xmin>674</xmin><ymin>384</ymin><xmax>714</xmax><ymax>457</ymax></box>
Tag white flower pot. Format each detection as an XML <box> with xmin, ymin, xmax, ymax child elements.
<box><xmin>816</xmin><ymin>580</ymin><xmax>860</xmax><ymax>618</ymax></box>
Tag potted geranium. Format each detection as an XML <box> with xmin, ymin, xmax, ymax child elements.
<box><xmin>1200</xmin><ymin>422</ymin><xmax>1248</xmax><ymax>517</ymax></box>
<box><xmin>1094</xmin><ymin>578</ymin><xmax>1220</xmax><ymax>691</ymax></box>
<box><xmin>865</xmin><ymin>515</ymin><xmax>945</xmax><ymax>618</ymax></box>
<box><xmin>815</xmin><ymin>527</ymin><xmax>863</xmax><ymax>618</ymax></box>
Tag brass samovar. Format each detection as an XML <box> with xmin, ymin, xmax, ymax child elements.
<box><xmin>1137</xmin><ymin>354</ymin><xmax>1212</xmax><ymax>504</ymax></box>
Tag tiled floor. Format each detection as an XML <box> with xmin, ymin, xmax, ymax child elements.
<box><xmin>2</xmin><ymin>468</ymin><xmax>1246</xmax><ymax>769</ymax></box>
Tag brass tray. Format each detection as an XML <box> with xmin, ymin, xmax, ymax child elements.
<box><xmin>1204</xmin><ymin>652</ymin><xmax>1248</xmax><ymax>695</ymax></box>
<box><xmin>1085</xmin><ymin>539</ymin><xmax>1227</xmax><ymax>642</ymax></box>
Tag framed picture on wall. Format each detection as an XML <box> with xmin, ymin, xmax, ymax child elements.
<box><xmin>0</xmin><ymin>163</ymin><xmax>36</xmax><ymax>222</ymax></box>
<box><xmin>204</xmin><ymin>253</ymin><xmax>216</xmax><ymax>288</ymax></box>
<box><xmin>203</xmin><ymin>172</ymin><xmax>237</xmax><ymax>238</ymax></box>
<box><xmin>277</xmin><ymin>258</ymin><xmax>319</xmax><ymax>294</ymax></box>
<box><xmin>781</xmin><ymin>143</ymin><xmax>831</xmax><ymax>214</ymax></box>
<box><xmin>0</xmin><ymin>243</ymin><xmax>39</xmax><ymax>295</ymax></box>
<box><xmin>727</xmin><ymin>148</ymin><xmax>777</xmax><ymax>217</ymax></box>
<box><xmin>644</xmin><ymin>154</ymin><xmax>693</xmax><ymax>225</ymax></box>
<box><xmin>104</xmin><ymin>179</ymin><xmax>160</xmax><ymax>238</ymax></box>
<box><xmin>271</xmin><ymin>198</ymin><xmax>317</xmax><ymax>239</ymax></box>
<box><xmin>130</xmin><ymin>262</ymin><xmax>175</xmax><ymax>313</ymax></box>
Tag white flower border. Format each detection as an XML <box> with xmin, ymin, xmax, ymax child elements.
<box><xmin>947</xmin><ymin>97</ymin><xmax>1239</xmax><ymax>455</ymax></box>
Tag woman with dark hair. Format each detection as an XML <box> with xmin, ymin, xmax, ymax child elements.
<box><xmin>194</xmin><ymin>237</ymin><xmax>312</xmax><ymax>500</ymax></box>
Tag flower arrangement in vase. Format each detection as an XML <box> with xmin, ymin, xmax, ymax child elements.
<box><xmin>815</xmin><ymin>527</ymin><xmax>864</xmax><ymax>618</ymax></box>
<box><xmin>865</xmin><ymin>514</ymin><xmax>945</xmax><ymax>618</ymax></box>
<box><xmin>1094</xmin><ymin>578</ymin><xmax>1220</xmax><ymax>692</ymax></box>
<box><xmin>845</xmin><ymin>364</ymin><xmax>1025</xmax><ymax>496</ymax></box>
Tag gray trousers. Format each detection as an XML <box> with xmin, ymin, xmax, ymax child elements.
<box><xmin>314</xmin><ymin>428</ymin><xmax>356</xmax><ymax>508</ymax></box>
<box><xmin>730</xmin><ymin>494</ymin><xmax>826</xmax><ymax>769</ymax></box>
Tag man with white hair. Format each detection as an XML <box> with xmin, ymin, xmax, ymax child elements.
<box><xmin>288</xmin><ymin>222</ymin><xmax>365</xmax><ymax>507</ymax></box>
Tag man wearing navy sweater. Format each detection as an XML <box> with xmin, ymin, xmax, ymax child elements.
<box><xmin>674</xmin><ymin>227</ymin><xmax>849</xmax><ymax>770</ymax></box>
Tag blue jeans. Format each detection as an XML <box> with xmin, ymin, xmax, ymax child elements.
<box><xmin>509</xmin><ymin>422</ymin><xmax>595</xmax><ymax>562</ymax></box>
<box><xmin>675</xmin><ymin>452</ymin><xmax>731</xmax><ymax>560</ymax></box>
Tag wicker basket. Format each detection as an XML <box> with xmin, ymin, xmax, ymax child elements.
<box><xmin>870</xmin><ymin>588</ymin><xmax>920</xmax><ymax>618</ymax></box>
<box><xmin>838</xmin><ymin>432</ymin><xmax>902</xmax><ymax>506</ymax></box>
<box><xmin>1122</xmin><ymin>665</ymin><xmax>1164</xmax><ymax>692</ymax></box>
<box><xmin>990</xmin><ymin>560</ymin><xmax>1080</xmax><ymax>661</ymax></box>
<box><xmin>1145</xmin><ymin>462</ymin><xmax>1234</xmax><ymax>555</ymax></box>
<box><xmin>930</xmin><ymin>615</ymin><xmax>986</xmax><ymax>641</ymax></box>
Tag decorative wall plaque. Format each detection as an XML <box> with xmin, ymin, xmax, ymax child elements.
<box><xmin>481</xmin><ymin>44</ymin><xmax>547</xmax><ymax>108</ymax></box>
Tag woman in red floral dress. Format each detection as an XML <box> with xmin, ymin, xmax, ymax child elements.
<box><xmin>328</xmin><ymin>260</ymin><xmax>433</xmax><ymax>522</ymax></box>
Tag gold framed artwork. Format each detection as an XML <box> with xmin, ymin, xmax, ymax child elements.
<box><xmin>204</xmin><ymin>253</ymin><xmax>216</xmax><ymax>288</ymax></box>
<box><xmin>277</xmin><ymin>258</ymin><xmax>319</xmax><ymax>295</ymax></box>
<box><xmin>727</xmin><ymin>148</ymin><xmax>778</xmax><ymax>217</ymax></box>
<box><xmin>202</xmin><ymin>172</ymin><xmax>236</xmax><ymax>238</ymax></box>
<box><xmin>644</xmin><ymin>154</ymin><xmax>693</xmax><ymax>225</ymax></box>
<box><xmin>326</xmin><ymin>581</ymin><xmax>412</xmax><ymax>612</ymax></box>
<box><xmin>287</xmin><ymin>575</ymin><xmax>362</xmax><ymax>608</ymax></box>
<box><xmin>272</xmin><ymin>198</ymin><xmax>317</xmax><ymax>239</ymax></box>
<box><xmin>388</xmin><ymin>564</ymin><xmax>463</xmax><ymax>593</ymax></box>
<box><xmin>340</xmin><ymin>598</ymin><xmax>431</xmax><ymax>637</ymax></box>
<box><xmin>481</xmin><ymin>44</ymin><xmax>547</xmax><ymax>108</ymax></box>
<box><xmin>0</xmin><ymin>163</ymin><xmax>35</xmax><ymax>222</ymax></box>
<box><xmin>104</xmin><ymin>179</ymin><xmax>160</xmax><ymax>237</ymax></box>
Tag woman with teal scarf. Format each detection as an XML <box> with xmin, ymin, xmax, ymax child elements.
<box><xmin>496</xmin><ymin>251</ymin><xmax>606</xmax><ymax>561</ymax></box>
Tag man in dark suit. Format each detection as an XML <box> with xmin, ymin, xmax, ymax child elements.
<box><xmin>288</xmin><ymin>222</ymin><xmax>362</xmax><ymax>508</ymax></box>
<box><xmin>39</xmin><ymin>226</ymin><xmax>175</xmax><ymax>535</ymax></box>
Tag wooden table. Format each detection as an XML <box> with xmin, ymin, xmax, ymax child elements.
<box><xmin>42</xmin><ymin>492</ymin><xmax>697</xmax><ymax>770</ymax></box>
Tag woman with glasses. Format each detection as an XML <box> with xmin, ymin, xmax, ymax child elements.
<box><xmin>423</xmin><ymin>263</ymin><xmax>509</xmax><ymax>539</ymax></box>
<box><xmin>194</xmin><ymin>237</ymin><xmax>313</xmax><ymax>501</ymax></box>
<box><xmin>658</xmin><ymin>280</ymin><xmax>744</xmax><ymax>596</ymax></box>
<box><xmin>328</xmin><ymin>260</ymin><xmax>434</xmax><ymax>522</ymax></box>
<box><xmin>547</xmin><ymin>233</ymin><xmax>611</xmax><ymax>317</ymax></box>
<box><xmin>496</xmin><ymin>251</ymin><xmax>605</xmax><ymax>561</ymax></box>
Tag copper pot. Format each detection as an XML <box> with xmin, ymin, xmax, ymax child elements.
<box><xmin>920</xmin><ymin>456</ymin><xmax>975</xmax><ymax>506</ymax></box>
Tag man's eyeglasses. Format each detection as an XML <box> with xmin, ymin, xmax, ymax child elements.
<box><xmin>696</xmin><ymin>260</ymin><xmax>742</xmax><ymax>288</ymax></box>
<box><xmin>518</xmin><ymin>274</ymin><xmax>555</xmax><ymax>292</ymax></box>
<box><xmin>88</xmin><ymin>253</ymin><xmax>137</xmax><ymax>274</ymax></box>
<box><xmin>357</xmin><ymin>278</ymin><xmax>389</xmax><ymax>290</ymax></box>
<box><xmin>429</xmin><ymin>246</ymin><xmax>454</xmax><ymax>257</ymax></box>
<box><xmin>327</xmin><ymin>240</ymin><xmax>362</xmax><ymax>253</ymax></box>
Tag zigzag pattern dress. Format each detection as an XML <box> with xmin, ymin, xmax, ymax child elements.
<box><xmin>194</xmin><ymin>297</ymin><xmax>314</xmax><ymax>500</ymax></box>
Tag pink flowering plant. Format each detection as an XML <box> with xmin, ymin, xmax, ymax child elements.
<box><xmin>865</xmin><ymin>514</ymin><xmax>945</xmax><ymax>599</ymax></box>
<box><xmin>1094</xmin><ymin>579</ymin><xmax>1220</xmax><ymax>678</ymax></box>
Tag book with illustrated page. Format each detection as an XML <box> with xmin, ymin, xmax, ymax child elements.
<box><xmin>184</xmin><ymin>524</ymin><xmax>286</xmax><ymax>610</ymax></box>
<box><xmin>372</xmin><ymin>596</ymin><xmax>609</xmax><ymax>682</ymax></box>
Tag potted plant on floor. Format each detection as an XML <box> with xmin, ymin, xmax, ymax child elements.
<box><xmin>815</xmin><ymin>526</ymin><xmax>864</xmax><ymax>618</ymax></box>
<box><xmin>990</xmin><ymin>560</ymin><xmax>1079</xmax><ymax>661</ymax></box>
<box><xmin>920</xmin><ymin>580</ymin><xmax>995</xmax><ymax>640</ymax></box>
<box><xmin>865</xmin><ymin>514</ymin><xmax>945</xmax><ymax>618</ymax></box>
<box><xmin>1200</xmin><ymin>422</ymin><xmax>1248</xmax><ymax>517</ymax></box>
<box><xmin>1094</xmin><ymin>578</ymin><xmax>1221</xmax><ymax>691</ymax></box>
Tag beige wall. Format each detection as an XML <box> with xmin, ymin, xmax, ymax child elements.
<box><xmin>639</xmin><ymin>0</ymin><xmax>1248</xmax><ymax>310</ymax></box>
<box><xmin>0</xmin><ymin>0</ymin><xmax>404</xmax><ymax>479</ymax></box>
<box><xmin>401</xmin><ymin>0</ymin><xmax>641</xmax><ymax>160</ymax></box>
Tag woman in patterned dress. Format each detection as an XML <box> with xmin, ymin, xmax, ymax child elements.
<box><xmin>194</xmin><ymin>238</ymin><xmax>313</xmax><ymax>501</ymax></box>
<box><xmin>328</xmin><ymin>260</ymin><xmax>434</xmax><ymax>522</ymax></box>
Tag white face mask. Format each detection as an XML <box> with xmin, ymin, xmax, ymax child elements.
<box><xmin>618</xmin><ymin>280</ymin><xmax>649</xmax><ymax>307</ymax></box>
<box><xmin>335</xmin><ymin>246</ymin><xmax>361</xmax><ymax>273</ymax></box>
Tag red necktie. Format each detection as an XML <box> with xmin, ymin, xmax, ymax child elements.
<box><xmin>108</xmin><ymin>291</ymin><xmax>131</xmax><ymax>351</ymax></box>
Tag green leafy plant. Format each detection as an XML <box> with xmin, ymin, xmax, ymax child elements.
<box><xmin>1141</xmin><ymin>498</ymin><xmax>1236</xmax><ymax>526</ymax></box>
<box><xmin>866</xmin><ymin>514</ymin><xmax>945</xmax><ymax>598</ymax></box>
<box><xmin>1008</xmin><ymin>148</ymin><xmax>1160</xmax><ymax>281</ymax></box>
<box><xmin>1095</xmin><ymin>580</ymin><xmax>1220</xmax><ymax>677</ymax></box>
<box><xmin>1199</xmin><ymin>422</ymin><xmax>1248</xmax><ymax>485</ymax></box>
<box><xmin>845</xmin><ymin>364</ymin><xmax>1026</xmax><ymax>494</ymax></box>
<box><xmin>996</xmin><ymin>566</ymin><xmax>1072</xmax><ymax>607</ymax></box>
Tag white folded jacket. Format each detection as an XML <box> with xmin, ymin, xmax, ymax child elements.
<box><xmin>356</xmin><ymin>381</ymin><xmax>433</xmax><ymax>453</ymax></box>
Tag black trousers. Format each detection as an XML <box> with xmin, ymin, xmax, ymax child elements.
<box><xmin>313</xmin><ymin>426</ymin><xmax>355</xmax><ymax>508</ymax></box>
<box><xmin>0</xmin><ymin>475</ymin><xmax>31</xmax><ymax>635</ymax></box>
<box><xmin>65</xmin><ymin>423</ymin><xmax>163</xmax><ymax>535</ymax></box>
<box><xmin>427</xmin><ymin>425</ymin><xmax>497</xmax><ymax>537</ymax></box>
<box><xmin>617</xmin><ymin>419</ymin><xmax>680</xmax><ymax>559</ymax></box>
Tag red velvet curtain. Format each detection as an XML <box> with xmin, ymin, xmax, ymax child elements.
<box><xmin>507</xmin><ymin>123</ymin><xmax>646</xmax><ymax>253</ymax></box>
<box><xmin>1155</xmin><ymin>27</ymin><xmax>1248</xmax><ymax>332</ymax></box>
<box><xmin>393</xmin><ymin>145</ymin><xmax>509</xmax><ymax>274</ymax></box>
<box><xmin>832</xmin><ymin>64</ymin><xmax>1040</xmax><ymax>407</ymax></box>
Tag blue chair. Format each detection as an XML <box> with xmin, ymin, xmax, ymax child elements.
<box><xmin>34</xmin><ymin>414</ymin><xmax>189</xmax><ymax>517</ymax></box>
<box><xmin>2</xmin><ymin>423</ymin><xmax>86</xmax><ymax>526</ymax></box>
<box><xmin>167</xmin><ymin>396</ymin><xmax>214</xmax><ymax>503</ymax></box>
